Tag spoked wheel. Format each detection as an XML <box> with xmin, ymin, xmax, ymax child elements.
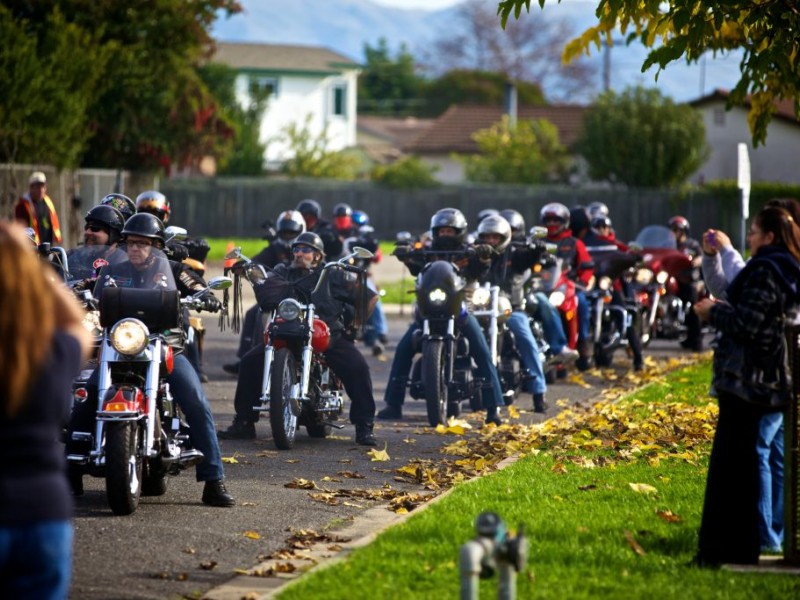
<box><xmin>105</xmin><ymin>422</ymin><xmax>143</xmax><ymax>515</ymax></box>
<box><xmin>270</xmin><ymin>348</ymin><xmax>298</xmax><ymax>450</ymax></box>
<box><xmin>422</xmin><ymin>340</ymin><xmax>448</xmax><ymax>427</ymax></box>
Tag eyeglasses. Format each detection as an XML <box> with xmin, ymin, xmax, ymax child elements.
<box><xmin>126</xmin><ymin>240</ymin><xmax>153</xmax><ymax>249</ymax></box>
<box><xmin>84</xmin><ymin>223</ymin><xmax>104</xmax><ymax>233</ymax></box>
<box><xmin>293</xmin><ymin>245</ymin><xmax>315</xmax><ymax>254</ymax></box>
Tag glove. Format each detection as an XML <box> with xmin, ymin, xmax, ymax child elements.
<box><xmin>166</xmin><ymin>243</ymin><xmax>189</xmax><ymax>262</ymax></box>
<box><xmin>200</xmin><ymin>294</ymin><xmax>222</xmax><ymax>313</ymax></box>
<box><xmin>474</xmin><ymin>244</ymin><xmax>494</xmax><ymax>260</ymax></box>
<box><xmin>71</xmin><ymin>277</ymin><xmax>96</xmax><ymax>293</ymax></box>
<box><xmin>392</xmin><ymin>244</ymin><xmax>410</xmax><ymax>259</ymax></box>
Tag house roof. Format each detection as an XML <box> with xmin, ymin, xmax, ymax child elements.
<box><xmin>213</xmin><ymin>42</ymin><xmax>361</xmax><ymax>75</ymax></box>
<box><xmin>358</xmin><ymin>116</ymin><xmax>436</xmax><ymax>148</ymax></box>
<box><xmin>403</xmin><ymin>104</ymin><xmax>588</xmax><ymax>154</ymax></box>
<box><xmin>690</xmin><ymin>88</ymin><xmax>799</xmax><ymax>126</ymax></box>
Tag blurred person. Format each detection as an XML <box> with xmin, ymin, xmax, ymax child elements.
<box><xmin>99</xmin><ymin>193</ymin><xmax>136</xmax><ymax>223</ymax></box>
<box><xmin>668</xmin><ymin>215</ymin><xmax>704</xmax><ymax>351</ymax></box>
<box><xmin>0</xmin><ymin>220</ymin><xmax>91</xmax><ymax>599</ymax></box>
<box><xmin>296</xmin><ymin>199</ymin><xmax>341</xmax><ymax>259</ymax></box>
<box><xmin>14</xmin><ymin>171</ymin><xmax>62</xmax><ymax>245</ymax></box>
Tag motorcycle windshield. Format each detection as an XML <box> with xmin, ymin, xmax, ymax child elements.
<box><xmin>65</xmin><ymin>245</ymin><xmax>127</xmax><ymax>285</ymax></box>
<box><xmin>531</xmin><ymin>258</ymin><xmax>563</xmax><ymax>293</ymax></box>
<box><xmin>94</xmin><ymin>245</ymin><xmax>177</xmax><ymax>298</ymax></box>
<box><xmin>634</xmin><ymin>225</ymin><xmax>677</xmax><ymax>250</ymax></box>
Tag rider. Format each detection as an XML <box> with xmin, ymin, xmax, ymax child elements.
<box><xmin>217</xmin><ymin>232</ymin><xmax>380</xmax><ymax>446</ymax></box>
<box><xmin>376</xmin><ymin>208</ymin><xmax>505</xmax><ymax>424</ymax></box>
<box><xmin>296</xmin><ymin>199</ymin><xmax>342</xmax><ymax>260</ymax></box>
<box><xmin>66</xmin><ymin>214</ymin><xmax>234</xmax><ymax>507</ymax></box>
<box><xmin>541</xmin><ymin>203</ymin><xmax>595</xmax><ymax>370</ymax></box>
<box><xmin>100</xmin><ymin>193</ymin><xmax>137</xmax><ymax>223</ymax></box>
<box><xmin>669</xmin><ymin>215</ymin><xmax>704</xmax><ymax>351</ymax></box>
<box><xmin>477</xmin><ymin>214</ymin><xmax>551</xmax><ymax>413</ymax></box>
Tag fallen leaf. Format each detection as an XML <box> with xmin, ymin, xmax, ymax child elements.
<box><xmin>241</xmin><ymin>501</ymin><xmax>257</xmax><ymax>507</ymax></box>
<box><xmin>221</xmin><ymin>456</ymin><xmax>239</xmax><ymax>464</ymax></box>
<box><xmin>182</xmin><ymin>547</ymin><xmax>196</xmax><ymax>554</ymax></box>
<box><xmin>285</xmin><ymin>478</ymin><xmax>317</xmax><ymax>490</ymax></box>
<box><xmin>624</xmin><ymin>530</ymin><xmax>646</xmax><ymax>556</ymax></box>
<box><xmin>337</xmin><ymin>471</ymin><xmax>366</xmax><ymax>479</ymax></box>
<box><xmin>199</xmin><ymin>561</ymin><xmax>217</xmax><ymax>570</ymax></box>
<box><xmin>285</xmin><ymin>459</ymin><xmax>300</xmax><ymax>464</ymax></box>
<box><xmin>508</xmin><ymin>405</ymin><xmax>520</xmax><ymax>419</ymax></box>
<box><xmin>402</xmin><ymin>437</ymin><xmax>417</xmax><ymax>444</ymax></box>
<box><xmin>367</xmin><ymin>444</ymin><xmax>390</xmax><ymax>462</ymax></box>
<box><xmin>629</xmin><ymin>482</ymin><xmax>658</xmax><ymax>495</ymax></box>
<box><xmin>243</xmin><ymin>531</ymin><xmax>262</xmax><ymax>540</ymax></box>
<box><xmin>656</xmin><ymin>509</ymin><xmax>682</xmax><ymax>523</ymax></box>
<box><xmin>338</xmin><ymin>459</ymin><xmax>353</xmax><ymax>464</ymax></box>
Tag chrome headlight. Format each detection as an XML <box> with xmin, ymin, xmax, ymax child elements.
<box><xmin>635</xmin><ymin>268</ymin><xmax>654</xmax><ymax>285</ymax></box>
<box><xmin>428</xmin><ymin>288</ymin><xmax>447</xmax><ymax>305</ymax></box>
<box><xmin>471</xmin><ymin>287</ymin><xmax>491</xmax><ymax>309</ymax></box>
<box><xmin>110</xmin><ymin>319</ymin><xmax>149</xmax><ymax>356</ymax></box>
<box><xmin>656</xmin><ymin>270</ymin><xmax>669</xmax><ymax>284</ymax></box>
<box><xmin>277</xmin><ymin>298</ymin><xmax>302</xmax><ymax>321</ymax></box>
<box><xmin>549</xmin><ymin>290</ymin><xmax>566</xmax><ymax>307</ymax></box>
<box><xmin>497</xmin><ymin>296</ymin><xmax>513</xmax><ymax>324</ymax></box>
<box><xmin>598</xmin><ymin>276</ymin><xmax>612</xmax><ymax>291</ymax></box>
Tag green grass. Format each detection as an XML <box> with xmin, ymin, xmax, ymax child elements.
<box><xmin>276</xmin><ymin>362</ymin><xmax>799</xmax><ymax>599</ymax></box>
<box><xmin>204</xmin><ymin>238</ymin><xmax>398</xmax><ymax>263</ymax></box>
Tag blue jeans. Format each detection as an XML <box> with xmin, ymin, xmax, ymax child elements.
<box><xmin>507</xmin><ymin>311</ymin><xmax>545</xmax><ymax>394</ymax></box>
<box><xmin>531</xmin><ymin>293</ymin><xmax>567</xmax><ymax>353</ymax></box>
<box><xmin>384</xmin><ymin>314</ymin><xmax>503</xmax><ymax>408</ymax></box>
<box><xmin>575</xmin><ymin>289</ymin><xmax>591</xmax><ymax>341</ymax></box>
<box><xmin>0</xmin><ymin>520</ymin><xmax>72</xmax><ymax>600</ymax></box>
<box><xmin>757</xmin><ymin>411</ymin><xmax>784</xmax><ymax>550</ymax></box>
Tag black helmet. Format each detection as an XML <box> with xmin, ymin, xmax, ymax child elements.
<box><xmin>569</xmin><ymin>206</ymin><xmax>591</xmax><ymax>237</ymax></box>
<box><xmin>275</xmin><ymin>210</ymin><xmax>306</xmax><ymax>241</ymax></box>
<box><xmin>499</xmin><ymin>209</ymin><xmax>525</xmax><ymax>237</ymax></box>
<box><xmin>333</xmin><ymin>203</ymin><xmax>352</xmax><ymax>217</ymax></box>
<box><xmin>85</xmin><ymin>205</ymin><xmax>125</xmax><ymax>244</ymax></box>
<box><xmin>136</xmin><ymin>191</ymin><xmax>170</xmax><ymax>224</ymax></box>
<box><xmin>292</xmin><ymin>231</ymin><xmax>325</xmax><ymax>255</ymax></box>
<box><xmin>591</xmin><ymin>215</ymin><xmax>613</xmax><ymax>230</ymax></box>
<box><xmin>431</xmin><ymin>208</ymin><xmax>467</xmax><ymax>238</ymax></box>
<box><xmin>477</xmin><ymin>215</ymin><xmax>512</xmax><ymax>252</ymax></box>
<box><xmin>296</xmin><ymin>199</ymin><xmax>322</xmax><ymax>219</ymax></box>
<box><xmin>100</xmin><ymin>193</ymin><xmax>136</xmax><ymax>222</ymax></box>
<box><xmin>121</xmin><ymin>213</ymin><xmax>166</xmax><ymax>248</ymax></box>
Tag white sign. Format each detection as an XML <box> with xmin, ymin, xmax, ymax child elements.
<box><xmin>737</xmin><ymin>143</ymin><xmax>751</xmax><ymax>220</ymax></box>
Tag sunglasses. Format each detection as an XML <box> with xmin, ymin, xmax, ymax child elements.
<box><xmin>84</xmin><ymin>223</ymin><xmax>104</xmax><ymax>233</ymax></box>
<box><xmin>293</xmin><ymin>245</ymin><xmax>315</xmax><ymax>254</ymax></box>
<box><xmin>127</xmin><ymin>240</ymin><xmax>153</xmax><ymax>249</ymax></box>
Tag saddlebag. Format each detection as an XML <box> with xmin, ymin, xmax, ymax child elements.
<box><xmin>99</xmin><ymin>288</ymin><xmax>180</xmax><ymax>331</ymax></box>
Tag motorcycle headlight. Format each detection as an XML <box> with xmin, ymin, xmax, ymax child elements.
<box><xmin>471</xmin><ymin>287</ymin><xmax>491</xmax><ymax>309</ymax></box>
<box><xmin>428</xmin><ymin>288</ymin><xmax>447</xmax><ymax>305</ymax></box>
<box><xmin>635</xmin><ymin>268</ymin><xmax>654</xmax><ymax>285</ymax></box>
<box><xmin>277</xmin><ymin>298</ymin><xmax>302</xmax><ymax>321</ymax></box>
<box><xmin>497</xmin><ymin>296</ymin><xmax>513</xmax><ymax>323</ymax></box>
<box><xmin>656</xmin><ymin>270</ymin><xmax>669</xmax><ymax>284</ymax></box>
<box><xmin>549</xmin><ymin>290</ymin><xmax>566</xmax><ymax>307</ymax></box>
<box><xmin>598</xmin><ymin>276</ymin><xmax>612</xmax><ymax>291</ymax></box>
<box><xmin>110</xmin><ymin>319</ymin><xmax>149</xmax><ymax>356</ymax></box>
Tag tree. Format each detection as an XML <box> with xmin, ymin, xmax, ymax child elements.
<box><xmin>359</xmin><ymin>38</ymin><xmax>425</xmax><ymax>116</ymax></box>
<box><xmin>460</xmin><ymin>116</ymin><xmax>570</xmax><ymax>184</ymax></box>
<box><xmin>498</xmin><ymin>0</ymin><xmax>800</xmax><ymax>146</ymax></box>
<box><xmin>578</xmin><ymin>87</ymin><xmax>709</xmax><ymax>187</ymax></box>
<box><xmin>371</xmin><ymin>156</ymin><xmax>440</xmax><ymax>190</ymax></box>
<box><xmin>280</xmin><ymin>116</ymin><xmax>362</xmax><ymax>180</ymax></box>
<box><xmin>427</xmin><ymin>0</ymin><xmax>593</xmax><ymax>102</ymax></box>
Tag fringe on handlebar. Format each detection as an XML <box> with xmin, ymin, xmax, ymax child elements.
<box><xmin>230</xmin><ymin>267</ymin><xmax>243</xmax><ymax>334</ymax></box>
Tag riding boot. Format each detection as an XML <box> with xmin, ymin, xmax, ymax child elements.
<box><xmin>533</xmin><ymin>393</ymin><xmax>548</xmax><ymax>414</ymax></box>
<box><xmin>216</xmin><ymin>416</ymin><xmax>256</xmax><ymax>440</ymax></box>
<box><xmin>355</xmin><ymin>422</ymin><xmax>377</xmax><ymax>446</ymax></box>
<box><xmin>576</xmin><ymin>339</ymin><xmax>593</xmax><ymax>371</ymax></box>
<box><xmin>484</xmin><ymin>405</ymin><xmax>502</xmax><ymax>426</ymax></box>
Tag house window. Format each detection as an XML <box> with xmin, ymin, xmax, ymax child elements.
<box><xmin>250</xmin><ymin>76</ymin><xmax>278</xmax><ymax>100</ymax></box>
<box><xmin>713</xmin><ymin>108</ymin><xmax>725</xmax><ymax>126</ymax></box>
<box><xmin>331</xmin><ymin>84</ymin><xmax>347</xmax><ymax>117</ymax></box>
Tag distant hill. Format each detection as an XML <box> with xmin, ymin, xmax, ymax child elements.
<box><xmin>212</xmin><ymin>0</ymin><xmax>742</xmax><ymax>103</ymax></box>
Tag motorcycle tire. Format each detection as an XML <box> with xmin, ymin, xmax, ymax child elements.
<box><xmin>105</xmin><ymin>422</ymin><xmax>143</xmax><ymax>516</ymax></box>
<box><xmin>422</xmin><ymin>340</ymin><xmax>448</xmax><ymax>427</ymax></box>
<box><xmin>270</xmin><ymin>347</ymin><xmax>298</xmax><ymax>450</ymax></box>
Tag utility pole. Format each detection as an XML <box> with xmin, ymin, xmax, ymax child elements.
<box><xmin>602</xmin><ymin>38</ymin><xmax>627</xmax><ymax>92</ymax></box>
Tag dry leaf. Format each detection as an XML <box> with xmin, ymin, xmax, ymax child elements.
<box><xmin>656</xmin><ymin>509</ymin><xmax>682</xmax><ymax>523</ymax></box>
<box><xmin>285</xmin><ymin>478</ymin><xmax>317</xmax><ymax>490</ymax></box>
<box><xmin>367</xmin><ymin>444</ymin><xmax>390</xmax><ymax>462</ymax></box>
<box><xmin>624</xmin><ymin>530</ymin><xmax>646</xmax><ymax>556</ymax></box>
<box><xmin>221</xmin><ymin>456</ymin><xmax>239</xmax><ymax>464</ymax></box>
<box><xmin>199</xmin><ymin>561</ymin><xmax>217</xmax><ymax>570</ymax></box>
<box><xmin>285</xmin><ymin>459</ymin><xmax>300</xmax><ymax>464</ymax></box>
<box><xmin>337</xmin><ymin>471</ymin><xmax>366</xmax><ymax>479</ymax></box>
<box><xmin>243</xmin><ymin>531</ymin><xmax>262</xmax><ymax>540</ymax></box>
<box><xmin>629</xmin><ymin>482</ymin><xmax>658</xmax><ymax>495</ymax></box>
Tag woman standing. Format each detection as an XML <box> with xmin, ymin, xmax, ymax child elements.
<box><xmin>693</xmin><ymin>206</ymin><xmax>800</xmax><ymax>566</ymax></box>
<box><xmin>0</xmin><ymin>221</ymin><xmax>90</xmax><ymax>598</ymax></box>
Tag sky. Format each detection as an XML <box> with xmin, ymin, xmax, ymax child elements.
<box><xmin>370</xmin><ymin>0</ymin><xmax>462</xmax><ymax>8</ymax></box>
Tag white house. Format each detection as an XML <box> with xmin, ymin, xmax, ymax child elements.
<box><xmin>213</xmin><ymin>42</ymin><xmax>360</xmax><ymax>169</ymax></box>
<box><xmin>690</xmin><ymin>89</ymin><xmax>800</xmax><ymax>184</ymax></box>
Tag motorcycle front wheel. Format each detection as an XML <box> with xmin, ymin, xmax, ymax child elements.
<box><xmin>422</xmin><ymin>340</ymin><xmax>448</xmax><ymax>427</ymax></box>
<box><xmin>105</xmin><ymin>422</ymin><xmax>143</xmax><ymax>515</ymax></box>
<box><xmin>270</xmin><ymin>348</ymin><xmax>298</xmax><ymax>450</ymax></box>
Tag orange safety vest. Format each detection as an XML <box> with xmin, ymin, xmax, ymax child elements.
<box><xmin>14</xmin><ymin>194</ymin><xmax>62</xmax><ymax>245</ymax></box>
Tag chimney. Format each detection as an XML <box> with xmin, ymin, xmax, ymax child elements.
<box><xmin>504</xmin><ymin>81</ymin><xmax>518</xmax><ymax>129</ymax></box>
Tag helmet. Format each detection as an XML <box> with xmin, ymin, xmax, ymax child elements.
<box><xmin>136</xmin><ymin>191</ymin><xmax>170</xmax><ymax>224</ymax></box>
<box><xmin>352</xmin><ymin>210</ymin><xmax>369</xmax><ymax>226</ymax></box>
<box><xmin>591</xmin><ymin>215</ymin><xmax>613</xmax><ymax>230</ymax></box>
<box><xmin>333</xmin><ymin>203</ymin><xmax>352</xmax><ymax>218</ymax></box>
<box><xmin>539</xmin><ymin>202</ymin><xmax>570</xmax><ymax>235</ymax></box>
<box><xmin>570</xmin><ymin>206</ymin><xmax>591</xmax><ymax>238</ymax></box>
<box><xmin>587</xmin><ymin>201</ymin><xmax>609</xmax><ymax>220</ymax></box>
<box><xmin>85</xmin><ymin>205</ymin><xmax>125</xmax><ymax>243</ymax></box>
<box><xmin>296</xmin><ymin>199</ymin><xmax>321</xmax><ymax>219</ymax></box>
<box><xmin>476</xmin><ymin>208</ymin><xmax>499</xmax><ymax>225</ymax></box>
<box><xmin>292</xmin><ymin>231</ymin><xmax>325</xmax><ymax>255</ymax></box>
<box><xmin>121</xmin><ymin>213</ymin><xmax>166</xmax><ymax>247</ymax></box>
<box><xmin>668</xmin><ymin>216</ymin><xmax>690</xmax><ymax>233</ymax></box>
<box><xmin>477</xmin><ymin>215</ymin><xmax>512</xmax><ymax>252</ymax></box>
<box><xmin>499</xmin><ymin>209</ymin><xmax>525</xmax><ymax>237</ymax></box>
<box><xmin>275</xmin><ymin>210</ymin><xmax>306</xmax><ymax>240</ymax></box>
<box><xmin>431</xmin><ymin>208</ymin><xmax>468</xmax><ymax>250</ymax></box>
<box><xmin>100</xmin><ymin>193</ymin><xmax>136</xmax><ymax>222</ymax></box>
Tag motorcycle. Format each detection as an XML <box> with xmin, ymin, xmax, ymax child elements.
<box><xmin>226</xmin><ymin>246</ymin><xmax>375</xmax><ymax>450</ymax></box>
<box><xmin>65</xmin><ymin>246</ymin><xmax>231</xmax><ymax>515</ymax></box>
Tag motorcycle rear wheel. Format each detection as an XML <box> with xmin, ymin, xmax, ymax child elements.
<box><xmin>105</xmin><ymin>422</ymin><xmax>143</xmax><ymax>515</ymax></box>
<box><xmin>422</xmin><ymin>340</ymin><xmax>448</xmax><ymax>427</ymax></box>
<box><xmin>270</xmin><ymin>348</ymin><xmax>298</xmax><ymax>450</ymax></box>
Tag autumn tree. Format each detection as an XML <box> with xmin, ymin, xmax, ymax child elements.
<box><xmin>497</xmin><ymin>0</ymin><xmax>800</xmax><ymax>145</ymax></box>
<box><xmin>280</xmin><ymin>116</ymin><xmax>362</xmax><ymax>180</ymax></box>
<box><xmin>578</xmin><ymin>87</ymin><xmax>708</xmax><ymax>187</ymax></box>
<box><xmin>460</xmin><ymin>116</ymin><xmax>570</xmax><ymax>184</ymax></box>
<box><xmin>359</xmin><ymin>38</ymin><xmax>425</xmax><ymax>116</ymax></box>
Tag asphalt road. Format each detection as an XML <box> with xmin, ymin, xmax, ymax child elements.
<box><xmin>69</xmin><ymin>294</ymin><xmax>698</xmax><ymax>600</ymax></box>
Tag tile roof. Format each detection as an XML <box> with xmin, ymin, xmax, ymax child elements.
<box><xmin>403</xmin><ymin>104</ymin><xmax>588</xmax><ymax>154</ymax></box>
<box><xmin>690</xmin><ymin>88</ymin><xmax>799</xmax><ymax>126</ymax></box>
<box><xmin>357</xmin><ymin>116</ymin><xmax>436</xmax><ymax>148</ymax></box>
<box><xmin>213</xmin><ymin>42</ymin><xmax>360</xmax><ymax>73</ymax></box>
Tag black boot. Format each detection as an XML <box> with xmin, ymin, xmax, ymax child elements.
<box><xmin>533</xmin><ymin>393</ymin><xmax>548</xmax><ymax>414</ymax></box>
<box><xmin>355</xmin><ymin>422</ymin><xmax>377</xmax><ymax>446</ymax></box>
<box><xmin>484</xmin><ymin>406</ymin><xmax>502</xmax><ymax>426</ymax></box>
<box><xmin>202</xmin><ymin>480</ymin><xmax>235</xmax><ymax>507</ymax></box>
<box><xmin>222</xmin><ymin>361</ymin><xmax>240</xmax><ymax>375</ymax></box>
<box><xmin>576</xmin><ymin>339</ymin><xmax>593</xmax><ymax>371</ymax></box>
<box><xmin>376</xmin><ymin>404</ymin><xmax>402</xmax><ymax>420</ymax></box>
<box><xmin>216</xmin><ymin>417</ymin><xmax>256</xmax><ymax>440</ymax></box>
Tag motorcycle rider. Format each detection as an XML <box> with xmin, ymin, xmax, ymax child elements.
<box><xmin>100</xmin><ymin>193</ymin><xmax>136</xmax><ymax>222</ymax></box>
<box><xmin>296</xmin><ymin>199</ymin><xmax>342</xmax><ymax>259</ymax></box>
<box><xmin>67</xmin><ymin>214</ymin><xmax>234</xmax><ymax>506</ymax></box>
<box><xmin>478</xmin><ymin>214</ymin><xmax>552</xmax><ymax>412</ymax></box>
<box><xmin>217</xmin><ymin>231</ymin><xmax>380</xmax><ymax>445</ymax></box>
<box><xmin>541</xmin><ymin>203</ymin><xmax>595</xmax><ymax>370</ymax></box>
<box><xmin>669</xmin><ymin>215</ymin><xmax>704</xmax><ymax>351</ymax></box>
<box><xmin>376</xmin><ymin>208</ymin><xmax>505</xmax><ymax>424</ymax></box>
<box><xmin>65</xmin><ymin>205</ymin><xmax>128</xmax><ymax>284</ymax></box>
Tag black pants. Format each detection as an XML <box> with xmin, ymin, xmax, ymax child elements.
<box><xmin>237</xmin><ymin>305</ymin><xmax>262</xmax><ymax>358</ymax></box>
<box><xmin>678</xmin><ymin>280</ymin><xmax>702</xmax><ymax>345</ymax></box>
<box><xmin>233</xmin><ymin>335</ymin><xmax>376</xmax><ymax>424</ymax></box>
<box><xmin>697</xmin><ymin>392</ymin><xmax>766</xmax><ymax>566</ymax></box>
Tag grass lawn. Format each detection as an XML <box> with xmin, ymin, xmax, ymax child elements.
<box><xmin>276</xmin><ymin>362</ymin><xmax>799</xmax><ymax>599</ymax></box>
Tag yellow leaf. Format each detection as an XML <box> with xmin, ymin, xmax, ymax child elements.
<box><xmin>394</xmin><ymin>507</ymin><xmax>409</xmax><ymax>515</ymax></box>
<box><xmin>508</xmin><ymin>405</ymin><xmax>520</xmax><ymax>419</ymax></box>
<box><xmin>629</xmin><ymin>482</ymin><xmax>658</xmax><ymax>495</ymax></box>
<box><xmin>367</xmin><ymin>444</ymin><xmax>390</xmax><ymax>462</ymax></box>
<box><xmin>243</xmin><ymin>531</ymin><xmax>262</xmax><ymax>540</ymax></box>
<box><xmin>221</xmin><ymin>456</ymin><xmax>239</xmax><ymax>464</ymax></box>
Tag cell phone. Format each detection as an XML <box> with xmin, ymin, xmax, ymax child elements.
<box><xmin>705</xmin><ymin>231</ymin><xmax>717</xmax><ymax>249</ymax></box>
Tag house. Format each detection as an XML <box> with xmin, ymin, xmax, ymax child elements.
<box><xmin>689</xmin><ymin>89</ymin><xmax>800</xmax><ymax>184</ymax></box>
<box><xmin>402</xmin><ymin>104</ymin><xmax>588</xmax><ymax>184</ymax></box>
<box><xmin>356</xmin><ymin>115</ymin><xmax>435</xmax><ymax>164</ymax></box>
<box><xmin>213</xmin><ymin>42</ymin><xmax>361</xmax><ymax>169</ymax></box>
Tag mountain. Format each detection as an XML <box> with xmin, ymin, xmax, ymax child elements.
<box><xmin>212</xmin><ymin>0</ymin><xmax>741</xmax><ymax>103</ymax></box>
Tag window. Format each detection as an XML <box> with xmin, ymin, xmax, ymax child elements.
<box><xmin>713</xmin><ymin>108</ymin><xmax>725</xmax><ymax>126</ymax></box>
<box><xmin>250</xmin><ymin>76</ymin><xmax>278</xmax><ymax>100</ymax></box>
<box><xmin>332</xmin><ymin>83</ymin><xmax>347</xmax><ymax>117</ymax></box>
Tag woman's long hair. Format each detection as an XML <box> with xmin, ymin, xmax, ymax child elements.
<box><xmin>0</xmin><ymin>221</ymin><xmax>56</xmax><ymax>417</ymax></box>
<box><xmin>755</xmin><ymin>206</ymin><xmax>800</xmax><ymax>261</ymax></box>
